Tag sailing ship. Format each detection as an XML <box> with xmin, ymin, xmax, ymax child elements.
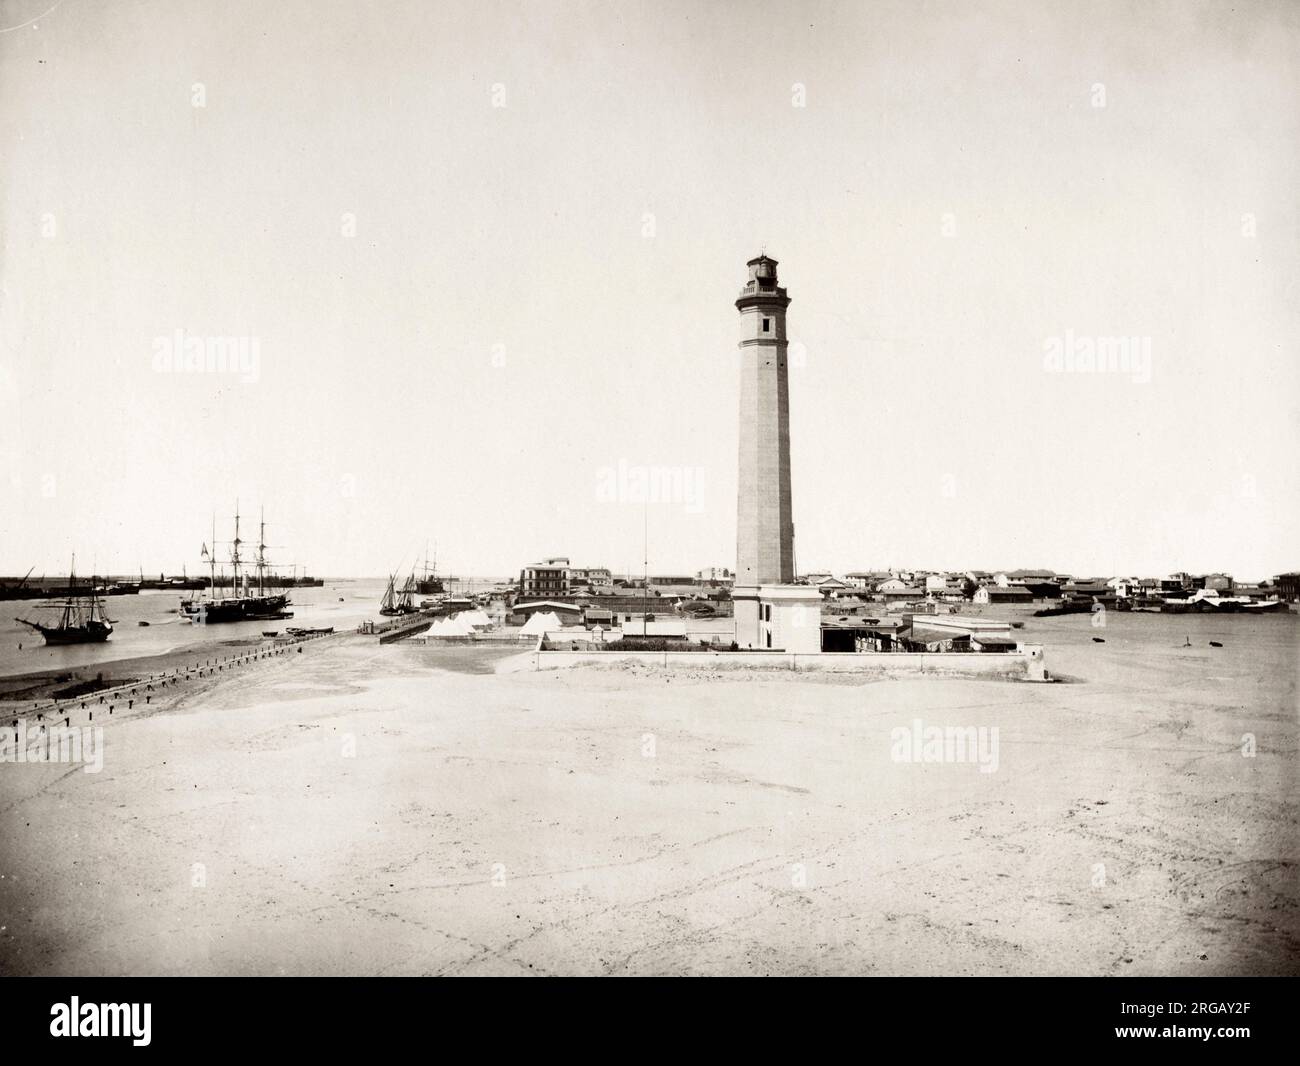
<box><xmin>379</xmin><ymin>573</ymin><xmax>399</xmax><ymax>615</ymax></box>
<box><xmin>379</xmin><ymin>570</ymin><xmax>419</xmax><ymax>616</ymax></box>
<box><xmin>180</xmin><ymin>507</ymin><xmax>293</xmax><ymax>624</ymax></box>
<box><xmin>14</xmin><ymin>559</ymin><xmax>114</xmax><ymax>644</ymax></box>
<box><xmin>415</xmin><ymin>543</ymin><xmax>446</xmax><ymax>596</ymax></box>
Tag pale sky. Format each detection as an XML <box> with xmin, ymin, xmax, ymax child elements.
<box><xmin>2</xmin><ymin>0</ymin><xmax>1297</xmax><ymax>580</ymax></box>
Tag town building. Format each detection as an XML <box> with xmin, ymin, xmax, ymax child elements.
<box><xmin>647</xmin><ymin>574</ymin><xmax>696</xmax><ymax>587</ymax></box>
<box><xmin>518</xmin><ymin>558</ymin><xmax>614</xmax><ymax>598</ymax></box>
<box><xmin>924</xmin><ymin>573</ymin><xmax>965</xmax><ymax>595</ymax></box>
<box><xmin>695</xmin><ymin>567</ymin><xmax>734</xmax><ymax>586</ymax></box>
<box><xmin>569</xmin><ymin>567</ymin><xmax>613</xmax><ymax>588</ymax></box>
<box><xmin>518</xmin><ymin>558</ymin><xmax>569</xmax><ymax>599</ymax></box>
<box><xmin>508</xmin><ymin>600</ymin><xmax>584</xmax><ymax>625</ymax></box>
<box><xmin>1062</xmin><ymin>579</ymin><xmax>1114</xmax><ymax>603</ymax></box>
<box><xmin>973</xmin><ymin>584</ymin><xmax>1033</xmax><ymax>604</ymax></box>
<box><xmin>880</xmin><ymin>584</ymin><xmax>925</xmax><ymax>602</ymax></box>
<box><xmin>998</xmin><ymin>569</ymin><xmax>1060</xmax><ymax>587</ymax></box>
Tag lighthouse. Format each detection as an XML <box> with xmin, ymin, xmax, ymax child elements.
<box><xmin>731</xmin><ymin>254</ymin><xmax>822</xmax><ymax>652</ymax></box>
<box><xmin>735</xmin><ymin>254</ymin><xmax>795</xmax><ymax>584</ymax></box>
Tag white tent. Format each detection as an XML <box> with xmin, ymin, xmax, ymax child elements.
<box><xmin>520</xmin><ymin>611</ymin><xmax>562</xmax><ymax>636</ymax></box>
<box><xmin>456</xmin><ymin>609</ymin><xmax>492</xmax><ymax>628</ymax></box>
<box><xmin>430</xmin><ymin>616</ymin><xmax>474</xmax><ymax>636</ymax></box>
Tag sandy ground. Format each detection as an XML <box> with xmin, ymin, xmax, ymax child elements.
<box><xmin>0</xmin><ymin>612</ymin><xmax>1296</xmax><ymax>976</ymax></box>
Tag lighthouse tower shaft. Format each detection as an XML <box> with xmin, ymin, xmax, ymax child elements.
<box><xmin>735</xmin><ymin>255</ymin><xmax>795</xmax><ymax>585</ymax></box>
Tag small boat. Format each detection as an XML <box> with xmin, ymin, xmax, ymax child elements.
<box><xmin>14</xmin><ymin>558</ymin><xmax>114</xmax><ymax>645</ymax></box>
<box><xmin>138</xmin><ymin>620</ymin><xmax>151</xmax><ymax>627</ymax></box>
<box><xmin>262</xmin><ymin>630</ymin><xmax>279</xmax><ymax>637</ymax></box>
<box><xmin>1236</xmin><ymin>599</ymin><xmax>1289</xmax><ymax>613</ymax></box>
<box><xmin>1162</xmin><ymin>590</ymin><xmax>1288</xmax><ymax>614</ymax></box>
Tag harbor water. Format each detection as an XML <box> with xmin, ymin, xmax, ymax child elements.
<box><xmin>0</xmin><ymin>579</ymin><xmax>390</xmax><ymax>679</ymax></box>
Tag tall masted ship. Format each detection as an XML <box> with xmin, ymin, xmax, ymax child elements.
<box><xmin>14</xmin><ymin>558</ymin><xmax>114</xmax><ymax>644</ymax></box>
<box><xmin>181</xmin><ymin>508</ymin><xmax>293</xmax><ymax>624</ymax></box>
<box><xmin>415</xmin><ymin>543</ymin><xmax>446</xmax><ymax>596</ymax></box>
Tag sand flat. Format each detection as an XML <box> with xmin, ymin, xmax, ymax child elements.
<box><xmin>1</xmin><ymin>610</ymin><xmax>1296</xmax><ymax>976</ymax></box>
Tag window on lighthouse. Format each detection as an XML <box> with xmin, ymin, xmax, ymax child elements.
<box><xmin>762</xmin><ymin>318</ymin><xmax>771</xmax><ymax>333</ymax></box>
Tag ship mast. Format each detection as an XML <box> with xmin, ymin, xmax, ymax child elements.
<box><xmin>257</xmin><ymin>508</ymin><xmax>267</xmax><ymax>596</ymax></box>
<box><xmin>209</xmin><ymin>514</ymin><xmax>217</xmax><ymax>598</ymax></box>
<box><xmin>63</xmin><ymin>554</ymin><xmax>76</xmax><ymax>631</ymax></box>
<box><xmin>231</xmin><ymin>503</ymin><xmax>242</xmax><ymax>599</ymax></box>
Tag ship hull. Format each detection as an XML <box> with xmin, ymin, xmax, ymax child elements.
<box><xmin>1240</xmin><ymin>600</ymin><xmax>1290</xmax><ymax>613</ymax></box>
<box><xmin>19</xmin><ymin>621</ymin><xmax>113</xmax><ymax>645</ymax></box>
<box><xmin>181</xmin><ymin>594</ymin><xmax>292</xmax><ymax>624</ymax></box>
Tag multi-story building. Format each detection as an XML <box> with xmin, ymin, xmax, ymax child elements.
<box><xmin>568</xmin><ymin>567</ymin><xmax>613</xmax><ymax>588</ymax></box>
<box><xmin>518</xmin><ymin>558</ymin><xmax>613</xmax><ymax>599</ymax></box>
<box><xmin>518</xmin><ymin>557</ymin><xmax>570</xmax><ymax>599</ymax></box>
<box><xmin>696</xmin><ymin>567</ymin><xmax>734</xmax><ymax>586</ymax></box>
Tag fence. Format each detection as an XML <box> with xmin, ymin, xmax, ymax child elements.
<box><xmin>529</xmin><ymin>644</ymin><xmax>1047</xmax><ymax>680</ymax></box>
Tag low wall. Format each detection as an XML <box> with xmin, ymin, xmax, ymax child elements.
<box><xmin>411</xmin><ymin>632</ymin><xmax>536</xmax><ymax>645</ymax></box>
<box><xmin>378</xmin><ymin>619</ymin><xmax>434</xmax><ymax>643</ymax></box>
<box><xmin>529</xmin><ymin>645</ymin><xmax>1047</xmax><ymax>681</ymax></box>
<box><xmin>514</xmin><ymin>596</ymin><xmax>735</xmax><ymax>618</ymax></box>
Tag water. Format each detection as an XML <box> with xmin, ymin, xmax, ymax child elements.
<box><xmin>1</xmin><ymin>579</ymin><xmax>390</xmax><ymax>678</ymax></box>
<box><xmin>976</xmin><ymin>601</ymin><xmax>1299</xmax><ymax>699</ymax></box>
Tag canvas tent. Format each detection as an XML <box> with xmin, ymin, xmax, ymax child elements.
<box><xmin>520</xmin><ymin>611</ymin><xmax>562</xmax><ymax>636</ymax></box>
<box><xmin>429</xmin><ymin>616</ymin><xmax>474</xmax><ymax>636</ymax></box>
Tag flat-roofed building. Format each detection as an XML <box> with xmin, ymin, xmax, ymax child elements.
<box><xmin>696</xmin><ymin>567</ymin><xmax>734</xmax><ymax>585</ymax></box>
<box><xmin>973</xmin><ymin>584</ymin><xmax>1033</xmax><ymax>604</ymax></box>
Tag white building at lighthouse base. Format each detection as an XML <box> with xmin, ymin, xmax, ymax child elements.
<box><xmin>732</xmin><ymin>584</ymin><xmax>823</xmax><ymax>653</ymax></box>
